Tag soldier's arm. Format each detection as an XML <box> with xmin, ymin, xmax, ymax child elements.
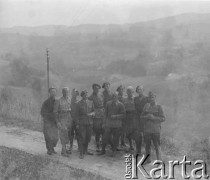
<box><xmin>40</xmin><ymin>101</ymin><xmax>47</xmax><ymax>119</ymax></box>
<box><xmin>103</xmin><ymin>103</ymin><xmax>108</xmax><ymax>124</ymax></box>
<box><xmin>114</xmin><ymin>103</ymin><xmax>125</xmax><ymax>119</ymax></box>
<box><xmin>140</xmin><ymin>103</ymin><xmax>150</xmax><ymax>119</ymax></box>
<box><xmin>152</xmin><ymin>105</ymin><xmax>165</xmax><ymax>122</ymax></box>
<box><xmin>134</xmin><ymin>97</ymin><xmax>138</xmax><ymax>110</ymax></box>
<box><xmin>53</xmin><ymin>99</ymin><xmax>60</xmax><ymax>124</ymax></box>
<box><xmin>74</xmin><ymin>103</ymin><xmax>79</xmax><ymax>125</ymax></box>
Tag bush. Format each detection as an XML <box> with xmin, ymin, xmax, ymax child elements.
<box><xmin>161</xmin><ymin>136</ymin><xmax>180</xmax><ymax>156</ymax></box>
<box><xmin>187</xmin><ymin>138</ymin><xmax>210</xmax><ymax>164</ymax></box>
<box><xmin>9</xmin><ymin>59</ymin><xmax>44</xmax><ymax>88</ymax></box>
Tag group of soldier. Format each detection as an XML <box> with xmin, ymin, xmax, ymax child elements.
<box><xmin>41</xmin><ymin>82</ymin><xmax>165</xmax><ymax>163</ymax></box>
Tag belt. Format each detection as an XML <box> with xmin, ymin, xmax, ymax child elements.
<box><xmin>59</xmin><ymin>110</ymin><xmax>71</xmax><ymax>113</ymax></box>
<box><xmin>95</xmin><ymin>107</ymin><xmax>104</xmax><ymax>110</ymax></box>
<box><xmin>126</xmin><ymin>110</ymin><xmax>136</xmax><ymax>114</ymax></box>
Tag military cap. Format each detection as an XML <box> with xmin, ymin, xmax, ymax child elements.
<box><xmin>72</xmin><ymin>88</ymin><xmax>79</xmax><ymax>96</ymax></box>
<box><xmin>116</xmin><ymin>85</ymin><xmax>123</xmax><ymax>92</ymax></box>
<box><xmin>48</xmin><ymin>86</ymin><xmax>57</xmax><ymax>93</ymax></box>
<box><xmin>62</xmin><ymin>87</ymin><xmax>69</xmax><ymax>91</ymax></box>
<box><xmin>92</xmin><ymin>83</ymin><xmax>101</xmax><ymax>89</ymax></box>
<box><xmin>127</xmin><ymin>86</ymin><xmax>134</xmax><ymax>91</ymax></box>
<box><xmin>102</xmin><ymin>82</ymin><xmax>110</xmax><ymax>88</ymax></box>
<box><xmin>80</xmin><ymin>90</ymin><xmax>88</xmax><ymax>97</ymax></box>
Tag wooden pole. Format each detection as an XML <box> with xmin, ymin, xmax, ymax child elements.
<box><xmin>46</xmin><ymin>48</ymin><xmax>50</xmax><ymax>92</ymax></box>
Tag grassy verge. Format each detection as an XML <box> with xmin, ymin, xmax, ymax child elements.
<box><xmin>0</xmin><ymin>117</ymin><xmax>42</xmax><ymax>132</ymax></box>
<box><xmin>0</xmin><ymin>146</ymin><xmax>111</xmax><ymax>180</ymax></box>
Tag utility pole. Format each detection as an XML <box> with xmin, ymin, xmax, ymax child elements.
<box><xmin>46</xmin><ymin>48</ymin><xmax>50</xmax><ymax>92</ymax></box>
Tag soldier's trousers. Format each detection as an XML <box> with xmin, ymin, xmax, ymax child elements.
<box><xmin>58</xmin><ymin>112</ymin><xmax>72</xmax><ymax>146</ymax></box>
<box><xmin>144</xmin><ymin>132</ymin><xmax>161</xmax><ymax>160</ymax></box>
<box><xmin>102</xmin><ymin>127</ymin><xmax>120</xmax><ymax>152</ymax></box>
<box><xmin>43</xmin><ymin>120</ymin><xmax>58</xmax><ymax>151</ymax></box>
<box><xmin>78</xmin><ymin>124</ymin><xmax>92</xmax><ymax>154</ymax></box>
<box><xmin>119</xmin><ymin>120</ymin><xmax>126</xmax><ymax>146</ymax></box>
<box><xmin>68</xmin><ymin>121</ymin><xmax>79</xmax><ymax>147</ymax></box>
<box><xmin>93</xmin><ymin>118</ymin><xmax>103</xmax><ymax>147</ymax></box>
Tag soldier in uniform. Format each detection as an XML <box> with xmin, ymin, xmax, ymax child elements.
<box><xmin>98</xmin><ymin>92</ymin><xmax>125</xmax><ymax>157</ymax></box>
<box><xmin>134</xmin><ymin>85</ymin><xmax>149</xmax><ymax>155</ymax></box>
<box><xmin>54</xmin><ymin>87</ymin><xmax>72</xmax><ymax>157</ymax></box>
<box><xmin>88</xmin><ymin>84</ymin><xmax>104</xmax><ymax>152</ymax></box>
<box><xmin>76</xmin><ymin>90</ymin><xmax>94</xmax><ymax>159</ymax></box>
<box><xmin>124</xmin><ymin>86</ymin><xmax>136</xmax><ymax>151</ymax></box>
<box><xmin>102</xmin><ymin>82</ymin><xmax>113</xmax><ymax>107</ymax></box>
<box><xmin>41</xmin><ymin>87</ymin><xmax>58</xmax><ymax>155</ymax></box>
<box><xmin>141</xmin><ymin>92</ymin><xmax>165</xmax><ymax>163</ymax></box>
<box><xmin>116</xmin><ymin>85</ymin><xmax>126</xmax><ymax>148</ymax></box>
<box><xmin>68</xmin><ymin>88</ymin><xmax>79</xmax><ymax>153</ymax></box>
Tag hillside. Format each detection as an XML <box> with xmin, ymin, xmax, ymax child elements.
<box><xmin>0</xmin><ymin>12</ymin><xmax>210</xmax><ymax>168</ymax></box>
<box><xmin>1</xmin><ymin>13</ymin><xmax>210</xmax><ymax>71</ymax></box>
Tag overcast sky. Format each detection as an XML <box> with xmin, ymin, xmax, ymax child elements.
<box><xmin>1</xmin><ymin>0</ymin><xmax>210</xmax><ymax>27</ymax></box>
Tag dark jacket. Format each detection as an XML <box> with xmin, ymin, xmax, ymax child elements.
<box><xmin>141</xmin><ymin>103</ymin><xmax>165</xmax><ymax>133</ymax></box>
<box><xmin>76</xmin><ymin>99</ymin><xmax>93</xmax><ymax>125</ymax></box>
<box><xmin>104</xmin><ymin>100</ymin><xmax>125</xmax><ymax>128</ymax></box>
<box><xmin>41</xmin><ymin>97</ymin><xmax>56</xmax><ymax>124</ymax></box>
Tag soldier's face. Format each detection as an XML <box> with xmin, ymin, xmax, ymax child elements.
<box><xmin>127</xmin><ymin>89</ymin><xmax>133</xmax><ymax>97</ymax></box>
<box><xmin>150</xmin><ymin>96</ymin><xmax>156</xmax><ymax>104</ymax></box>
<box><xmin>63</xmin><ymin>89</ymin><xmax>69</xmax><ymax>97</ymax></box>
<box><xmin>82</xmin><ymin>93</ymin><xmax>88</xmax><ymax>100</ymax></box>
<box><xmin>113</xmin><ymin>93</ymin><xmax>118</xmax><ymax>101</ymax></box>
<box><xmin>104</xmin><ymin>84</ymin><xmax>110</xmax><ymax>91</ymax></box>
<box><xmin>49</xmin><ymin>89</ymin><xmax>56</xmax><ymax>98</ymax></box>
<box><xmin>93</xmin><ymin>87</ymin><xmax>99</xmax><ymax>93</ymax></box>
<box><xmin>118</xmin><ymin>88</ymin><xmax>123</xmax><ymax>95</ymax></box>
<box><xmin>137</xmin><ymin>87</ymin><xmax>143</xmax><ymax>95</ymax></box>
<box><xmin>71</xmin><ymin>90</ymin><xmax>78</xmax><ymax>98</ymax></box>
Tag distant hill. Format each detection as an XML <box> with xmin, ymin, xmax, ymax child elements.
<box><xmin>1</xmin><ymin>13</ymin><xmax>210</xmax><ymax>71</ymax></box>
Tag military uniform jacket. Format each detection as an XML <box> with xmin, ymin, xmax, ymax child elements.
<box><xmin>88</xmin><ymin>93</ymin><xmax>104</xmax><ymax>119</ymax></box>
<box><xmin>124</xmin><ymin>96</ymin><xmax>136</xmax><ymax>113</ymax></box>
<box><xmin>103</xmin><ymin>90</ymin><xmax>113</xmax><ymax>107</ymax></box>
<box><xmin>134</xmin><ymin>95</ymin><xmax>148</xmax><ymax>116</ymax></box>
<box><xmin>104</xmin><ymin>100</ymin><xmax>125</xmax><ymax>128</ymax></box>
<box><xmin>118</xmin><ymin>94</ymin><xmax>125</xmax><ymax>105</ymax></box>
<box><xmin>54</xmin><ymin>96</ymin><xmax>71</xmax><ymax>114</ymax></box>
<box><xmin>141</xmin><ymin>103</ymin><xmax>165</xmax><ymax>133</ymax></box>
<box><xmin>70</xmin><ymin>97</ymin><xmax>78</xmax><ymax>121</ymax></box>
<box><xmin>41</xmin><ymin>97</ymin><xmax>56</xmax><ymax>124</ymax></box>
<box><xmin>76</xmin><ymin>99</ymin><xmax>93</xmax><ymax>125</ymax></box>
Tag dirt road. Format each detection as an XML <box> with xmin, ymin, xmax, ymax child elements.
<box><xmin>0</xmin><ymin>126</ymin><xmax>128</xmax><ymax>180</ymax></box>
<box><xmin>0</xmin><ymin>125</ymin><xmax>189</xmax><ymax>180</ymax></box>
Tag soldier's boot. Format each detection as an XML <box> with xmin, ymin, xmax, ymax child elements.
<box><xmin>110</xmin><ymin>150</ymin><xmax>117</xmax><ymax>157</ymax></box>
<box><xmin>66</xmin><ymin>137</ymin><xmax>73</xmax><ymax>154</ymax></box>
<box><xmin>85</xmin><ymin>144</ymin><xmax>93</xmax><ymax>155</ymax></box>
<box><xmin>70</xmin><ymin>136</ymin><xmax>73</xmax><ymax>150</ymax></box>
<box><xmin>96</xmin><ymin>142</ymin><xmax>100</xmax><ymax>152</ymax></box>
<box><xmin>121</xmin><ymin>135</ymin><xmax>126</xmax><ymax>147</ymax></box>
<box><xmin>52</xmin><ymin>148</ymin><xmax>57</xmax><ymax>154</ymax></box>
<box><xmin>155</xmin><ymin>145</ymin><xmax>162</xmax><ymax>161</ymax></box>
<box><xmin>76</xmin><ymin>139</ymin><xmax>80</xmax><ymax>152</ymax></box>
<box><xmin>97</xmin><ymin>145</ymin><xmax>106</xmax><ymax>155</ymax></box>
<box><xmin>61</xmin><ymin>145</ymin><xmax>69</xmax><ymax>157</ymax></box>
<box><xmin>47</xmin><ymin>149</ymin><xmax>53</xmax><ymax>155</ymax></box>
<box><xmin>79</xmin><ymin>144</ymin><xmax>84</xmax><ymax>159</ymax></box>
<box><xmin>128</xmin><ymin>138</ymin><xmax>134</xmax><ymax>151</ymax></box>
